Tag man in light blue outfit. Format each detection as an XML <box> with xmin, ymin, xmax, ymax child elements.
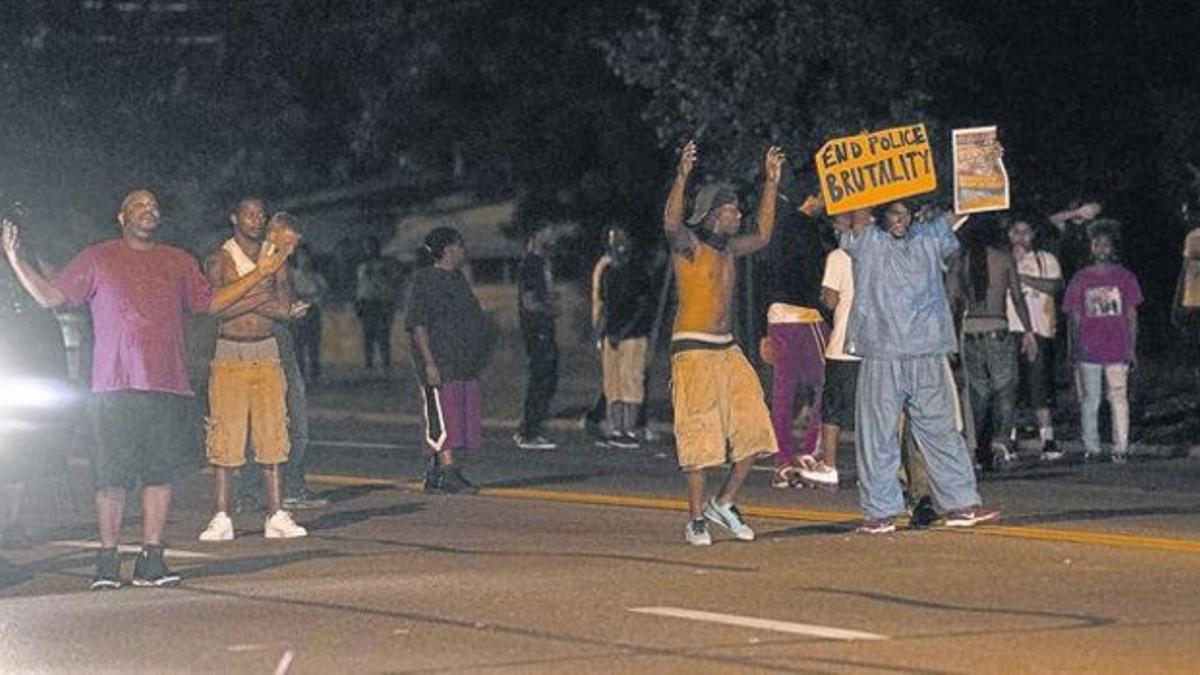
<box><xmin>841</xmin><ymin>200</ymin><xmax>1000</xmax><ymax>533</ymax></box>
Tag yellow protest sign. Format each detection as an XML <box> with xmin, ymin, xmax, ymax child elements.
<box><xmin>815</xmin><ymin>123</ymin><xmax>936</xmax><ymax>216</ymax></box>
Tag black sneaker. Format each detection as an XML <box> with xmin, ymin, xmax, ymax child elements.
<box><xmin>423</xmin><ymin>465</ymin><xmax>446</xmax><ymax>493</ymax></box>
<box><xmin>90</xmin><ymin>548</ymin><xmax>122</xmax><ymax>591</ymax></box>
<box><xmin>442</xmin><ymin>468</ymin><xmax>480</xmax><ymax>495</ymax></box>
<box><xmin>909</xmin><ymin>495</ymin><xmax>938</xmax><ymax>530</ymax></box>
<box><xmin>132</xmin><ymin>545</ymin><xmax>181</xmax><ymax>588</ymax></box>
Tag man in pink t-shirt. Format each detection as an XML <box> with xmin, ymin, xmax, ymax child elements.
<box><xmin>1</xmin><ymin>189</ymin><xmax>287</xmax><ymax>590</ymax></box>
<box><xmin>1063</xmin><ymin>220</ymin><xmax>1142</xmax><ymax>464</ymax></box>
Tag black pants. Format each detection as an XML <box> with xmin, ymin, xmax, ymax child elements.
<box><xmin>356</xmin><ymin>301</ymin><xmax>393</xmax><ymax>370</ymax></box>
<box><xmin>520</xmin><ymin>326</ymin><xmax>558</xmax><ymax>437</ymax></box>
<box><xmin>293</xmin><ymin>307</ymin><xmax>322</xmax><ymax>383</ymax></box>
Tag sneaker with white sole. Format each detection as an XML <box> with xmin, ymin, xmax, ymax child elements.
<box><xmin>943</xmin><ymin>507</ymin><xmax>1001</xmax><ymax>528</ymax></box>
<box><xmin>684</xmin><ymin>518</ymin><xmax>711</xmax><ymax>546</ymax></box>
<box><xmin>702</xmin><ymin>498</ymin><xmax>755</xmax><ymax>541</ymax></box>
<box><xmin>856</xmin><ymin>517</ymin><xmax>896</xmax><ymax>534</ymax></box>
<box><xmin>770</xmin><ymin>465</ymin><xmax>799</xmax><ymax>489</ymax></box>
<box><xmin>797</xmin><ymin>460</ymin><xmax>839</xmax><ymax>487</ymax></box>
<box><xmin>90</xmin><ymin>547</ymin><xmax>122</xmax><ymax>591</ymax></box>
<box><xmin>512</xmin><ymin>433</ymin><xmax>557</xmax><ymax>450</ymax></box>
<box><xmin>264</xmin><ymin>510</ymin><xmax>308</xmax><ymax>539</ymax></box>
<box><xmin>198</xmin><ymin>512</ymin><xmax>234</xmax><ymax>542</ymax></box>
<box><xmin>132</xmin><ymin>545</ymin><xmax>181</xmax><ymax>587</ymax></box>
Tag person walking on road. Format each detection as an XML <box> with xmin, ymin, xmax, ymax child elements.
<box><xmin>663</xmin><ymin>140</ymin><xmax>785</xmax><ymax>546</ymax></box>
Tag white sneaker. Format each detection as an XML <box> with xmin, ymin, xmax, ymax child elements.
<box><xmin>797</xmin><ymin>460</ymin><xmax>839</xmax><ymax>487</ymax></box>
<box><xmin>264</xmin><ymin>510</ymin><xmax>308</xmax><ymax>539</ymax></box>
<box><xmin>684</xmin><ymin>518</ymin><xmax>711</xmax><ymax>546</ymax></box>
<box><xmin>199</xmin><ymin>512</ymin><xmax>234</xmax><ymax>542</ymax></box>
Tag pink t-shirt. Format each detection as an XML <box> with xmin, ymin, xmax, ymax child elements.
<box><xmin>1063</xmin><ymin>263</ymin><xmax>1142</xmax><ymax>365</ymax></box>
<box><xmin>53</xmin><ymin>239</ymin><xmax>214</xmax><ymax>395</ymax></box>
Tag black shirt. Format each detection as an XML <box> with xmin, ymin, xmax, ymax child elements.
<box><xmin>764</xmin><ymin>207</ymin><xmax>828</xmax><ymax>310</ymax></box>
<box><xmin>406</xmin><ymin>266</ymin><xmax>495</xmax><ymax>381</ymax></box>
<box><xmin>600</xmin><ymin>260</ymin><xmax>653</xmax><ymax>342</ymax></box>
<box><xmin>518</xmin><ymin>251</ymin><xmax>554</xmax><ymax>332</ymax></box>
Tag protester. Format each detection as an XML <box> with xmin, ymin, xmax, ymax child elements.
<box><xmin>1</xmin><ymin>189</ymin><xmax>286</xmax><ymax>588</ymax></box>
<box><xmin>237</xmin><ymin>214</ymin><xmax>329</xmax><ymax>512</ymax></box>
<box><xmin>355</xmin><ymin>236</ymin><xmax>398</xmax><ymax>375</ymax></box>
<box><xmin>290</xmin><ymin>242</ymin><xmax>327</xmax><ymax>385</ymax></box>
<box><xmin>1172</xmin><ymin>204</ymin><xmax>1200</xmax><ymax>388</ymax></box>
<box><xmin>407</xmin><ymin>227</ymin><xmax>496</xmax><ymax>493</ymax></box>
<box><xmin>583</xmin><ymin>248</ymin><xmax>613</xmax><ymax>439</ymax></box>
<box><xmin>948</xmin><ymin>219</ymin><xmax>1037</xmax><ymax>471</ymax></box>
<box><xmin>841</xmin><ymin>198</ymin><xmax>1000</xmax><ymax>534</ymax></box>
<box><xmin>663</xmin><ymin>140</ymin><xmax>785</xmax><ymax>546</ymax></box>
<box><xmin>594</xmin><ymin>226</ymin><xmax>653</xmax><ymax>449</ymax></box>
<box><xmin>199</xmin><ymin>199</ymin><xmax>308</xmax><ymax>542</ymax></box>
<box><xmin>514</xmin><ymin>227</ymin><xmax>560</xmax><ymax>450</ymax></box>
<box><xmin>1064</xmin><ymin>220</ymin><xmax>1142</xmax><ymax>463</ymax></box>
<box><xmin>797</xmin><ymin>209</ymin><xmax>866</xmax><ymax>489</ymax></box>
<box><xmin>1007</xmin><ymin>217</ymin><xmax>1065</xmax><ymax>461</ymax></box>
<box><xmin>762</xmin><ymin>177</ymin><xmax>830</xmax><ymax>488</ymax></box>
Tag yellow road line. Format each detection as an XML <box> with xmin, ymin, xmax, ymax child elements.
<box><xmin>306</xmin><ymin>475</ymin><xmax>1200</xmax><ymax>556</ymax></box>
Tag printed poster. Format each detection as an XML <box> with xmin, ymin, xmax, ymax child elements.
<box><xmin>952</xmin><ymin>126</ymin><xmax>1009</xmax><ymax>214</ymax></box>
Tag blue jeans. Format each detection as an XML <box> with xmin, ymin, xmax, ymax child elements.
<box><xmin>855</xmin><ymin>356</ymin><xmax>981</xmax><ymax>519</ymax></box>
<box><xmin>1076</xmin><ymin>362</ymin><xmax>1129</xmax><ymax>455</ymax></box>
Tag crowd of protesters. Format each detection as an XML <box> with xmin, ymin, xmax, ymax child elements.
<box><xmin>2</xmin><ymin>130</ymin><xmax>1197</xmax><ymax>588</ymax></box>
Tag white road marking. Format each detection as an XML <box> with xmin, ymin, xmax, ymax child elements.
<box><xmin>49</xmin><ymin>541</ymin><xmax>213</xmax><ymax>559</ymax></box>
<box><xmin>273</xmin><ymin>650</ymin><xmax>294</xmax><ymax>675</ymax></box>
<box><xmin>629</xmin><ymin>607</ymin><xmax>887</xmax><ymax>641</ymax></box>
<box><xmin>309</xmin><ymin>439</ymin><xmax>411</xmax><ymax>450</ymax></box>
<box><xmin>227</xmin><ymin>643</ymin><xmax>273</xmax><ymax>653</ymax></box>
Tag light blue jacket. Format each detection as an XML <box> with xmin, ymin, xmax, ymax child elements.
<box><xmin>840</xmin><ymin>212</ymin><xmax>960</xmax><ymax>359</ymax></box>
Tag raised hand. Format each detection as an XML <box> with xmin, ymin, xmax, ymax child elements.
<box><xmin>763</xmin><ymin>146</ymin><xmax>786</xmax><ymax>184</ymax></box>
<box><xmin>255</xmin><ymin>243</ymin><xmax>292</xmax><ymax>277</ymax></box>
<box><xmin>1</xmin><ymin>220</ymin><xmax>20</xmax><ymax>260</ymax></box>
<box><xmin>677</xmin><ymin>140</ymin><xmax>697</xmax><ymax>178</ymax></box>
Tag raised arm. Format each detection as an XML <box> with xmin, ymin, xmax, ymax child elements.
<box><xmin>663</xmin><ymin>141</ymin><xmax>697</xmax><ymax>254</ymax></box>
<box><xmin>1</xmin><ymin>222</ymin><xmax>67</xmax><ymax>308</ymax></box>
<box><xmin>728</xmin><ymin>146</ymin><xmax>786</xmax><ymax>257</ymax></box>
<box><xmin>207</xmin><ymin>244</ymin><xmax>290</xmax><ymax>315</ymax></box>
<box><xmin>1048</xmin><ymin>202</ymin><xmax>1101</xmax><ymax>231</ymax></box>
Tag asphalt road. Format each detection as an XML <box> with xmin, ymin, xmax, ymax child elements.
<box><xmin>2</xmin><ymin>418</ymin><xmax>1199</xmax><ymax>673</ymax></box>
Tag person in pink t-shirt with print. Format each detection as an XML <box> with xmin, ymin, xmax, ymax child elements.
<box><xmin>1</xmin><ymin>189</ymin><xmax>287</xmax><ymax>590</ymax></box>
<box><xmin>1063</xmin><ymin>220</ymin><xmax>1142</xmax><ymax>464</ymax></box>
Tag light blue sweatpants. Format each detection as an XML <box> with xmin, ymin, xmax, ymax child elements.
<box><xmin>855</xmin><ymin>356</ymin><xmax>981</xmax><ymax>520</ymax></box>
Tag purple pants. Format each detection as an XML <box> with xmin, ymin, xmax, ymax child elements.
<box><xmin>422</xmin><ymin>379</ymin><xmax>482</xmax><ymax>456</ymax></box>
<box><xmin>768</xmin><ymin>322</ymin><xmax>828</xmax><ymax>467</ymax></box>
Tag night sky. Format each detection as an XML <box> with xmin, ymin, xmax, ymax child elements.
<box><xmin>1</xmin><ymin>1</ymin><xmax>1197</xmax><ymax>339</ymax></box>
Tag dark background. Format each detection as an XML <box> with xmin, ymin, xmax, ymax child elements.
<box><xmin>1</xmin><ymin>1</ymin><xmax>1197</xmax><ymax>347</ymax></box>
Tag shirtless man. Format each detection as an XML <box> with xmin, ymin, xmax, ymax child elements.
<box><xmin>948</xmin><ymin>221</ymin><xmax>1037</xmax><ymax>470</ymax></box>
<box><xmin>198</xmin><ymin>198</ymin><xmax>307</xmax><ymax>541</ymax></box>
<box><xmin>664</xmin><ymin>140</ymin><xmax>785</xmax><ymax>546</ymax></box>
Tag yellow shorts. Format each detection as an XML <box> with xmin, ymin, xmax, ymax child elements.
<box><xmin>205</xmin><ymin>339</ymin><xmax>290</xmax><ymax>467</ymax></box>
<box><xmin>670</xmin><ymin>344</ymin><xmax>777</xmax><ymax>470</ymax></box>
<box><xmin>602</xmin><ymin>337</ymin><xmax>648</xmax><ymax>404</ymax></box>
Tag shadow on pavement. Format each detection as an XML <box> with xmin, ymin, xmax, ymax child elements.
<box><xmin>184</xmin><ymin>549</ymin><xmax>347</xmax><ymax>580</ymax></box>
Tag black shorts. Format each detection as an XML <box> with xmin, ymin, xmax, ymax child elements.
<box><xmin>823</xmin><ymin>360</ymin><xmax>860</xmax><ymax>429</ymax></box>
<box><xmin>89</xmin><ymin>391</ymin><xmax>199</xmax><ymax>490</ymax></box>
<box><xmin>1018</xmin><ymin>336</ymin><xmax>1056</xmax><ymax>409</ymax></box>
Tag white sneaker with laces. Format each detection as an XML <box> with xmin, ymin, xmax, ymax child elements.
<box><xmin>797</xmin><ymin>460</ymin><xmax>839</xmax><ymax>487</ymax></box>
<box><xmin>684</xmin><ymin>518</ymin><xmax>711</xmax><ymax>546</ymax></box>
<box><xmin>199</xmin><ymin>511</ymin><xmax>234</xmax><ymax>542</ymax></box>
<box><xmin>264</xmin><ymin>510</ymin><xmax>308</xmax><ymax>539</ymax></box>
<box><xmin>702</xmin><ymin>498</ymin><xmax>755</xmax><ymax>541</ymax></box>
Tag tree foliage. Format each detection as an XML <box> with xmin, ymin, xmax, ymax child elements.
<box><xmin>602</xmin><ymin>0</ymin><xmax>975</xmax><ymax>186</ymax></box>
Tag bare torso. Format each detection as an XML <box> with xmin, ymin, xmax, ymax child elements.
<box><xmin>672</xmin><ymin>242</ymin><xmax>735</xmax><ymax>335</ymax></box>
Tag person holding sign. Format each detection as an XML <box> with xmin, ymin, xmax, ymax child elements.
<box><xmin>663</xmin><ymin>140</ymin><xmax>785</xmax><ymax>546</ymax></box>
<box><xmin>841</xmin><ymin>200</ymin><xmax>1000</xmax><ymax>533</ymax></box>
